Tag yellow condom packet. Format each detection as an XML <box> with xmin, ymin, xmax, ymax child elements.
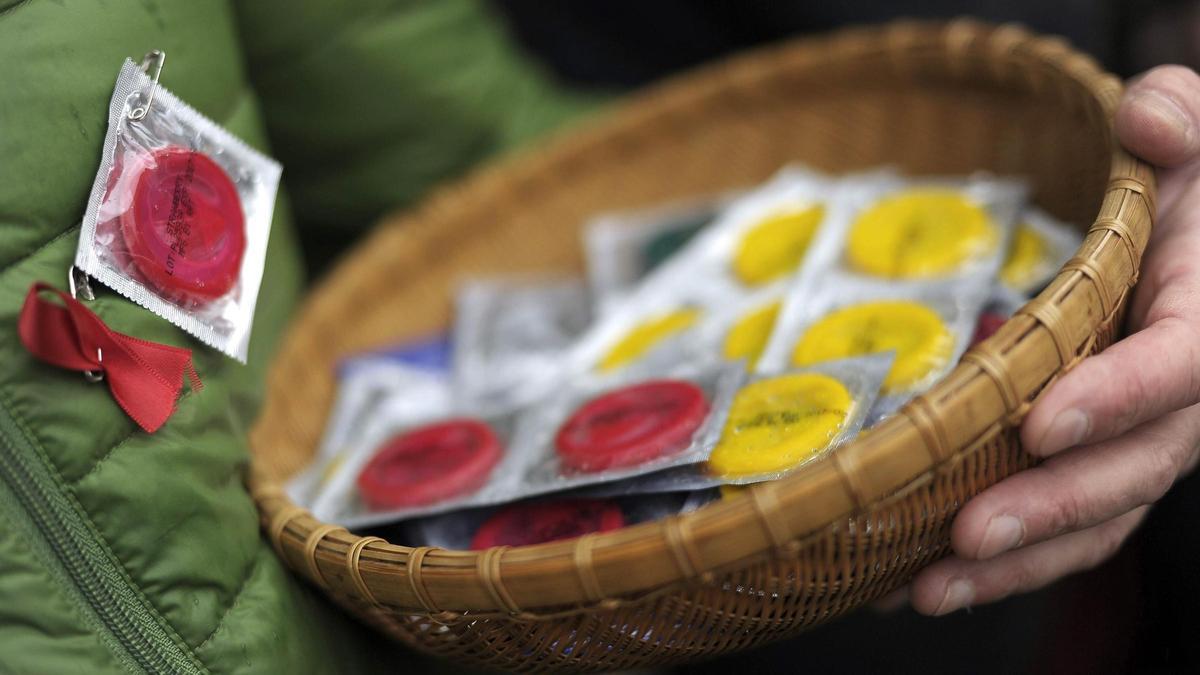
<box><xmin>820</xmin><ymin>175</ymin><xmax>1027</xmax><ymax>285</ymax></box>
<box><xmin>1000</xmin><ymin>207</ymin><xmax>1082</xmax><ymax>295</ymax></box>
<box><xmin>759</xmin><ymin>274</ymin><xmax>986</xmax><ymax>421</ymax></box>
<box><xmin>630</xmin><ymin>166</ymin><xmax>838</xmax><ymax>307</ymax></box>
<box><xmin>686</xmin><ymin>282</ymin><xmax>788</xmax><ymax>371</ymax></box>
<box><xmin>707</xmin><ymin>353</ymin><xmax>891</xmax><ymax>483</ymax></box>
<box><xmin>568</xmin><ymin>265</ymin><xmax>717</xmax><ymax>374</ymax></box>
<box><xmin>583</xmin><ymin>192</ymin><xmax>740</xmax><ymax>313</ymax></box>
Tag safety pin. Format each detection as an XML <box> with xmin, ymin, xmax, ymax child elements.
<box><xmin>128</xmin><ymin>49</ymin><xmax>166</xmax><ymax>121</ymax></box>
<box><xmin>67</xmin><ymin>265</ymin><xmax>104</xmax><ymax>383</ymax></box>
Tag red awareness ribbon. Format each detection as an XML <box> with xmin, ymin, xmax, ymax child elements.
<box><xmin>17</xmin><ymin>282</ymin><xmax>202</xmax><ymax>433</ymax></box>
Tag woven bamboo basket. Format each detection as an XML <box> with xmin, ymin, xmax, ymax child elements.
<box><xmin>249</xmin><ymin>19</ymin><xmax>1156</xmax><ymax>671</ymax></box>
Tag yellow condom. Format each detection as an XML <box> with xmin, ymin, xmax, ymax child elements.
<box><xmin>791</xmin><ymin>300</ymin><xmax>952</xmax><ymax>393</ymax></box>
<box><xmin>722</xmin><ymin>300</ymin><xmax>782</xmax><ymax>368</ymax></box>
<box><xmin>732</xmin><ymin>204</ymin><xmax>824</xmax><ymax>285</ymax></box>
<box><xmin>599</xmin><ymin>308</ymin><xmax>700</xmax><ymax>371</ymax></box>
<box><xmin>709</xmin><ymin>373</ymin><xmax>851</xmax><ymax>478</ymax></box>
<box><xmin>847</xmin><ymin>190</ymin><xmax>996</xmax><ymax>278</ymax></box>
<box><xmin>1000</xmin><ymin>222</ymin><xmax>1047</xmax><ymax>288</ymax></box>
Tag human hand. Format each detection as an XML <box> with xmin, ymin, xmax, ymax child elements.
<box><xmin>909</xmin><ymin>65</ymin><xmax>1200</xmax><ymax>616</ymax></box>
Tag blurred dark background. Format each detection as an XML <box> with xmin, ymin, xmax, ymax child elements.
<box><xmin>492</xmin><ymin>0</ymin><xmax>1199</xmax><ymax>87</ymax></box>
<box><xmin>477</xmin><ymin>2</ymin><xmax>1200</xmax><ymax>673</ymax></box>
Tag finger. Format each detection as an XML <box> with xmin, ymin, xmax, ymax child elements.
<box><xmin>1116</xmin><ymin>65</ymin><xmax>1200</xmax><ymax>169</ymax></box>
<box><xmin>910</xmin><ymin>507</ymin><xmax>1147</xmax><ymax>616</ymax></box>
<box><xmin>960</xmin><ymin>405</ymin><xmax>1200</xmax><ymax>560</ymax></box>
<box><xmin>1021</xmin><ymin>312</ymin><xmax>1200</xmax><ymax>456</ymax></box>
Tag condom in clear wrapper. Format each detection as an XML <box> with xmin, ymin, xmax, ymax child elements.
<box><xmin>1000</xmin><ymin>206</ymin><xmax>1082</xmax><ymax>295</ymax></box>
<box><xmin>633</xmin><ymin>167</ymin><xmax>838</xmax><ymax>306</ymax></box>
<box><xmin>452</xmin><ymin>277</ymin><xmax>591</xmax><ymax>409</ymax></box>
<box><xmin>311</xmin><ymin>398</ymin><xmax>520</xmax><ymax>528</ymax></box>
<box><xmin>567</xmin><ymin>279</ymin><xmax>714</xmax><ymax>375</ymax></box>
<box><xmin>75</xmin><ymin>58</ymin><xmax>280</xmax><ymax>362</ymax></box>
<box><xmin>687</xmin><ymin>282</ymin><xmax>788</xmax><ymax>370</ymax></box>
<box><xmin>804</xmin><ymin>173</ymin><xmax>1026</xmax><ymax>289</ymax></box>
<box><xmin>762</xmin><ymin>272</ymin><xmax>987</xmax><ymax>425</ymax></box>
<box><xmin>286</xmin><ymin>342</ymin><xmax>452</xmax><ymax>507</ymax></box>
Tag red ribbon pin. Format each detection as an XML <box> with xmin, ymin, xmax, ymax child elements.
<box><xmin>17</xmin><ymin>282</ymin><xmax>202</xmax><ymax>433</ymax></box>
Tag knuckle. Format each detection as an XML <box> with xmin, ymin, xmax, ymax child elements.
<box><xmin>1138</xmin><ymin>433</ymin><xmax>1190</xmax><ymax>502</ymax></box>
<box><xmin>1047</xmin><ymin>484</ymin><xmax>1087</xmax><ymax>535</ymax></box>
<box><xmin>1004</xmin><ymin>557</ymin><xmax>1047</xmax><ymax>596</ymax></box>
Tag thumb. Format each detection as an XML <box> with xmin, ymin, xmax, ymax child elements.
<box><xmin>1115</xmin><ymin>65</ymin><xmax>1200</xmax><ymax>170</ymax></box>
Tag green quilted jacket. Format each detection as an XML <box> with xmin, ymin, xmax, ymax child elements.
<box><xmin>0</xmin><ymin>1</ymin><xmax>594</xmax><ymax>672</ymax></box>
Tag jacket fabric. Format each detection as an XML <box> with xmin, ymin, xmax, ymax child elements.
<box><xmin>0</xmin><ymin>1</ymin><xmax>593</xmax><ymax>672</ymax></box>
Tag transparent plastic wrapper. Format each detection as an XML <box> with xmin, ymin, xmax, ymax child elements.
<box><xmin>566</xmin><ymin>278</ymin><xmax>719</xmax><ymax>375</ymax></box>
<box><xmin>406</xmin><ymin>493</ymin><xmax>689</xmax><ymax>550</ymax></box>
<box><xmin>76</xmin><ymin>58</ymin><xmax>281</xmax><ymax>361</ymax></box>
<box><xmin>761</xmin><ymin>275</ymin><xmax>988</xmax><ymax>424</ymax></box>
<box><xmin>453</xmin><ymin>277</ymin><xmax>591</xmax><ymax>409</ymax></box>
<box><xmin>686</xmin><ymin>281</ymin><xmax>788</xmax><ymax>370</ymax></box>
<box><xmin>577</xmin><ymin>353</ymin><xmax>891</xmax><ymax>494</ymax></box>
<box><xmin>286</xmin><ymin>341</ymin><xmax>452</xmax><ymax>507</ymax></box>
<box><xmin>317</xmin><ymin>359</ymin><xmax>742</xmax><ymax>528</ymax></box>
<box><xmin>508</xmin><ymin>358</ymin><xmax>743</xmax><ymax>494</ymax></box>
<box><xmin>312</xmin><ymin>400</ymin><xmax>521</xmax><ymax>528</ymax></box>
<box><xmin>633</xmin><ymin>166</ymin><xmax>840</xmax><ymax>306</ymax></box>
<box><xmin>584</xmin><ymin>191</ymin><xmax>741</xmax><ymax>312</ymax></box>
<box><xmin>801</xmin><ymin>172</ymin><xmax>1027</xmax><ymax>289</ymax></box>
<box><xmin>1000</xmin><ymin>206</ymin><xmax>1082</xmax><ymax>295</ymax></box>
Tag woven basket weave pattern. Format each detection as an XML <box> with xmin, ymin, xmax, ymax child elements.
<box><xmin>249</xmin><ymin>20</ymin><xmax>1155</xmax><ymax>671</ymax></box>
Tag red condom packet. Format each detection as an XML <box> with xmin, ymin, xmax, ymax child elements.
<box><xmin>75</xmin><ymin>56</ymin><xmax>280</xmax><ymax>362</ymax></box>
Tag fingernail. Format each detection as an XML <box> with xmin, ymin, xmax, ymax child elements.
<box><xmin>1035</xmin><ymin>409</ymin><xmax>1089</xmax><ymax>456</ymax></box>
<box><xmin>1135</xmin><ymin>89</ymin><xmax>1197</xmax><ymax>147</ymax></box>
<box><xmin>934</xmin><ymin>579</ymin><xmax>975</xmax><ymax>616</ymax></box>
<box><xmin>976</xmin><ymin>514</ymin><xmax>1025</xmax><ymax>558</ymax></box>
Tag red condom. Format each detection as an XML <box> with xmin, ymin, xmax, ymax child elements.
<box><xmin>470</xmin><ymin>499</ymin><xmax>625</xmax><ymax>550</ymax></box>
<box><xmin>119</xmin><ymin>147</ymin><xmax>246</xmax><ymax>304</ymax></box>
<box><xmin>357</xmin><ymin>419</ymin><xmax>502</xmax><ymax>509</ymax></box>
<box><xmin>555</xmin><ymin>379</ymin><xmax>709</xmax><ymax>473</ymax></box>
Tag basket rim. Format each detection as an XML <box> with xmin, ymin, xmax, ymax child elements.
<box><xmin>249</xmin><ymin>18</ymin><xmax>1156</xmax><ymax>618</ymax></box>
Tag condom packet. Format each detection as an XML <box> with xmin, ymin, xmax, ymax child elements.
<box><xmin>286</xmin><ymin>338</ymin><xmax>452</xmax><ymax>507</ymax></box>
<box><xmin>565</xmin><ymin>274</ymin><xmax>722</xmax><ymax>375</ymax></box>
<box><xmin>575</xmin><ymin>353</ymin><xmax>891</xmax><ymax>494</ymax></box>
<box><xmin>405</xmin><ymin>492</ymin><xmax>689</xmax><ymax>550</ymax></box>
<box><xmin>310</xmin><ymin>394</ymin><xmax>525</xmax><ymax>528</ymax></box>
<box><xmin>802</xmin><ymin>172</ymin><xmax>1027</xmax><ymax>293</ymax></box>
<box><xmin>75</xmin><ymin>57</ymin><xmax>280</xmax><ymax>362</ymax></box>
<box><xmin>452</xmin><ymin>277</ymin><xmax>591</xmax><ymax>409</ymax></box>
<box><xmin>761</xmin><ymin>273</ymin><xmax>989</xmax><ymax>424</ymax></box>
<box><xmin>1000</xmin><ymin>206</ymin><xmax>1082</xmax><ymax>296</ymax></box>
<box><xmin>584</xmin><ymin>191</ymin><xmax>741</xmax><ymax>313</ymax></box>
<box><xmin>505</xmin><ymin>357</ymin><xmax>744</xmax><ymax>499</ymax></box>
<box><xmin>686</xmin><ymin>281</ymin><xmax>789</xmax><ymax>370</ymax></box>
<box><xmin>631</xmin><ymin>166</ymin><xmax>840</xmax><ymax>307</ymax></box>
